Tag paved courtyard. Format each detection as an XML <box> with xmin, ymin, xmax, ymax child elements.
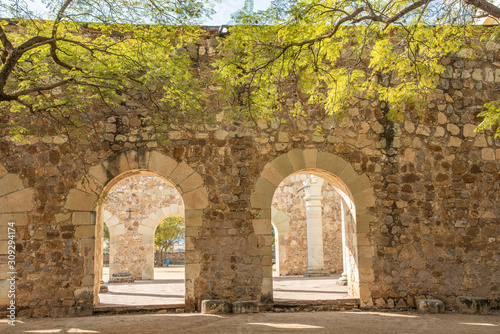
<box><xmin>3</xmin><ymin>311</ymin><xmax>499</xmax><ymax>334</ymax></box>
<box><xmin>98</xmin><ymin>266</ymin><xmax>349</xmax><ymax>307</ymax></box>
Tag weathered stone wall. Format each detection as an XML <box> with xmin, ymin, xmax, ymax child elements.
<box><xmin>0</xmin><ymin>28</ymin><xmax>499</xmax><ymax>317</ymax></box>
<box><xmin>272</xmin><ymin>174</ymin><xmax>343</xmax><ymax>276</ymax></box>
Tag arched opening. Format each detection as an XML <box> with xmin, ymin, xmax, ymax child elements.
<box><xmin>96</xmin><ymin>172</ymin><xmax>186</xmax><ymax>307</ymax></box>
<box><xmin>271</xmin><ymin>172</ymin><xmax>354</xmax><ymax>301</ymax></box>
<box><xmin>251</xmin><ymin>149</ymin><xmax>375</xmax><ymax>307</ymax></box>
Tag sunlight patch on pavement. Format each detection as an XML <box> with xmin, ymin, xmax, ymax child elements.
<box><xmin>248</xmin><ymin>322</ymin><xmax>323</xmax><ymax>329</ymax></box>
<box><xmin>460</xmin><ymin>322</ymin><xmax>498</xmax><ymax>327</ymax></box>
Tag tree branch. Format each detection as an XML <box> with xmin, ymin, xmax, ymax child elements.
<box><xmin>463</xmin><ymin>0</ymin><xmax>500</xmax><ymax>18</ymax></box>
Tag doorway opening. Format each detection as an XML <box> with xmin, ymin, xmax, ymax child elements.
<box><xmin>271</xmin><ymin>171</ymin><xmax>357</xmax><ymax>302</ymax></box>
<box><xmin>96</xmin><ymin>173</ymin><xmax>186</xmax><ymax>307</ymax></box>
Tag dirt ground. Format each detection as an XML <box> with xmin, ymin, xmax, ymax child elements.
<box><xmin>2</xmin><ymin>310</ymin><xmax>499</xmax><ymax>334</ymax></box>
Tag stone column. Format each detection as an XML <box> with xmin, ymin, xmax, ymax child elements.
<box><xmin>337</xmin><ymin>199</ymin><xmax>348</xmax><ymax>285</ymax></box>
<box><xmin>303</xmin><ymin>176</ymin><xmax>329</xmax><ymax>277</ymax></box>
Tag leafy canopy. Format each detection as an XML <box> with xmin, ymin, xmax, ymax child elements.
<box><xmin>0</xmin><ymin>0</ymin><xmax>215</xmax><ymax>141</ymax></box>
<box><xmin>217</xmin><ymin>0</ymin><xmax>500</xmax><ymax>137</ymax></box>
<box><xmin>155</xmin><ymin>216</ymin><xmax>185</xmax><ymax>253</ymax></box>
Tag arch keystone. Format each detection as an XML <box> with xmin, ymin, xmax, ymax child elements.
<box><xmin>303</xmin><ymin>149</ymin><xmax>318</xmax><ymax>168</ymax></box>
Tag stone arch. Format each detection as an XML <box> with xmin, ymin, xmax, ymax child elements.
<box><xmin>62</xmin><ymin>150</ymin><xmax>208</xmax><ymax>311</ymax></box>
<box><xmin>101</xmin><ymin>176</ymin><xmax>186</xmax><ymax>280</ymax></box>
<box><xmin>0</xmin><ymin>163</ymin><xmax>35</xmax><ymax>308</ymax></box>
<box><xmin>250</xmin><ymin>149</ymin><xmax>375</xmax><ymax>307</ymax></box>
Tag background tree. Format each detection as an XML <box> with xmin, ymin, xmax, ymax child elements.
<box><xmin>103</xmin><ymin>223</ymin><xmax>110</xmax><ymax>254</ymax></box>
<box><xmin>155</xmin><ymin>216</ymin><xmax>185</xmax><ymax>264</ymax></box>
<box><xmin>218</xmin><ymin>0</ymin><xmax>500</xmax><ymax>137</ymax></box>
<box><xmin>0</xmin><ymin>0</ymin><xmax>214</xmax><ymax>141</ymax></box>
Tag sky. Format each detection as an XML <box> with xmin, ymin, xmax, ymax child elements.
<box><xmin>26</xmin><ymin>0</ymin><xmax>272</xmax><ymax>25</ymax></box>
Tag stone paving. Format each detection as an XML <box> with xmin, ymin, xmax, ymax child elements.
<box><xmin>3</xmin><ymin>311</ymin><xmax>499</xmax><ymax>334</ymax></box>
<box><xmin>98</xmin><ymin>266</ymin><xmax>349</xmax><ymax>307</ymax></box>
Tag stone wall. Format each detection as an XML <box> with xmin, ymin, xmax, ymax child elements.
<box><xmin>103</xmin><ymin>175</ymin><xmax>184</xmax><ymax>280</ymax></box>
<box><xmin>272</xmin><ymin>174</ymin><xmax>343</xmax><ymax>275</ymax></box>
<box><xmin>0</xmin><ymin>28</ymin><xmax>499</xmax><ymax>317</ymax></box>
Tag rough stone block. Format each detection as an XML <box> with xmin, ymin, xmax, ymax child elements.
<box><xmin>457</xmin><ymin>296</ymin><xmax>489</xmax><ymax>315</ymax></box>
<box><xmin>201</xmin><ymin>299</ymin><xmax>232</xmax><ymax>314</ymax></box>
<box><xmin>0</xmin><ymin>174</ymin><xmax>23</xmax><ymax>197</ymax></box>
<box><xmin>417</xmin><ymin>299</ymin><xmax>445</xmax><ymax>313</ymax></box>
<box><xmin>0</xmin><ymin>188</ymin><xmax>35</xmax><ymax>213</ymax></box>
<box><xmin>232</xmin><ymin>301</ymin><xmax>259</xmax><ymax>314</ymax></box>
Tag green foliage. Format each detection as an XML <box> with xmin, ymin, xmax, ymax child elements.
<box><xmin>477</xmin><ymin>101</ymin><xmax>500</xmax><ymax>138</ymax></box>
<box><xmin>103</xmin><ymin>223</ymin><xmax>110</xmax><ymax>254</ymax></box>
<box><xmin>0</xmin><ymin>0</ymin><xmax>214</xmax><ymax>140</ymax></box>
<box><xmin>155</xmin><ymin>216</ymin><xmax>185</xmax><ymax>253</ymax></box>
<box><xmin>216</xmin><ymin>0</ymin><xmax>500</xmax><ymax>131</ymax></box>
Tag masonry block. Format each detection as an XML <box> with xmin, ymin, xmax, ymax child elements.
<box><xmin>148</xmin><ymin>151</ymin><xmax>178</xmax><ymax>178</ymax></box>
<box><xmin>261</xmin><ymin>163</ymin><xmax>284</xmax><ymax>186</ymax></box>
<box><xmin>457</xmin><ymin>296</ymin><xmax>489</xmax><ymax>314</ymax></box>
<box><xmin>65</xmin><ymin>189</ymin><xmax>97</xmax><ymax>211</ymax></box>
<box><xmin>303</xmin><ymin>149</ymin><xmax>318</xmax><ymax>168</ymax></box>
<box><xmin>316</xmin><ymin>152</ymin><xmax>348</xmax><ymax>176</ymax></box>
<box><xmin>201</xmin><ymin>299</ymin><xmax>232</xmax><ymax>314</ymax></box>
<box><xmin>179</xmin><ymin>173</ymin><xmax>204</xmax><ymax>193</ymax></box>
<box><xmin>270</xmin><ymin>154</ymin><xmax>294</xmax><ymax>178</ymax></box>
<box><xmin>232</xmin><ymin>301</ymin><xmax>259</xmax><ymax>314</ymax></box>
<box><xmin>0</xmin><ymin>174</ymin><xmax>23</xmax><ymax>197</ymax></box>
<box><xmin>183</xmin><ymin>188</ymin><xmax>209</xmax><ymax>210</ymax></box>
<box><xmin>0</xmin><ymin>188</ymin><xmax>35</xmax><ymax>213</ymax></box>
<box><xmin>417</xmin><ymin>299</ymin><xmax>445</xmax><ymax>313</ymax></box>
<box><xmin>170</xmin><ymin>162</ymin><xmax>195</xmax><ymax>185</ymax></box>
<box><xmin>287</xmin><ymin>149</ymin><xmax>306</xmax><ymax>171</ymax></box>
